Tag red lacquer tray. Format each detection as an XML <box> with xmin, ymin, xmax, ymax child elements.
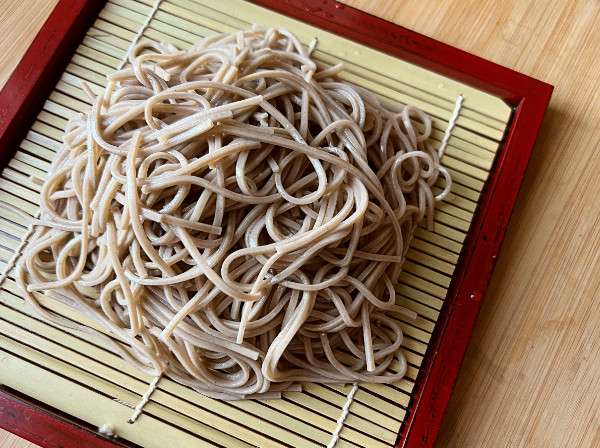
<box><xmin>0</xmin><ymin>0</ymin><xmax>552</xmax><ymax>447</ymax></box>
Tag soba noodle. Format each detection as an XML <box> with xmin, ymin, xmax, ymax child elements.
<box><xmin>17</xmin><ymin>27</ymin><xmax>452</xmax><ymax>399</ymax></box>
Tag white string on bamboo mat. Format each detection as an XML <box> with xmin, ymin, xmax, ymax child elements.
<box><xmin>128</xmin><ymin>374</ymin><xmax>162</xmax><ymax>423</ymax></box>
<box><xmin>327</xmin><ymin>382</ymin><xmax>359</xmax><ymax>448</ymax></box>
<box><xmin>438</xmin><ymin>94</ymin><xmax>464</xmax><ymax>158</ymax></box>
<box><xmin>117</xmin><ymin>2</ymin><xmax>164</xmax><ymax>426</ymax></box>
<box><xmin>117</xmin><ymin>0</ymin><xmax>163</xmax><ymax>70</ymax></box>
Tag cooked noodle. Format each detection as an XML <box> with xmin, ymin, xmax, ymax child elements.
<box><xmin>17</xmin><ymin>27</ymin><xmax>451</xmax><ymax>399</ymax></box>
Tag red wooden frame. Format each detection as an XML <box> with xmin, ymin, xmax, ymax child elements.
<box><xmin>0</xmin><ymin>388</ymin><xmax>130</xmax><ymax>448</ymax></box>
<box><xmin>0</xmin><ymin>1</ymin><xmax>552</xmax><ymax>447</ymax></box>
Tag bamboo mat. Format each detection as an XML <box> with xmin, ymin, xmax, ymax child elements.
<box><xmin>0</xmin><ymin>1</ymin><xmax>511</xmax><ymax>447</ymax></box>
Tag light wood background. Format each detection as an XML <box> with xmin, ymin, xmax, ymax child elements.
<box><xmin>1</xmin><ymin>1</ymin><xmax>599</xmax><ymax>447</ymax></box>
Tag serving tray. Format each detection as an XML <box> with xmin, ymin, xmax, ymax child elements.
<box><xmin>0</xmin><ymin>1</ymin><xmax>552</xmax><ymax>447</ymax></box>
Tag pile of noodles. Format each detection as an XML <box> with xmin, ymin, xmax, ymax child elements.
<box><xmin>17</xmin><ymin>27</ymin><xmax>451</xmax><ymax>399</ymax></box>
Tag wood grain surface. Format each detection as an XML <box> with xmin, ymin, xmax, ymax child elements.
<box><xmin>1</xmin><ymin>1</ymin><xmax>599</xmax><ymax>447</ymax></box>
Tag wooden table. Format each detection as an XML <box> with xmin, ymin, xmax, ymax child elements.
<box><xmin>1</xmin><ymin>1</ymin><xmax>599</xmax><ymax>447</ymax></box>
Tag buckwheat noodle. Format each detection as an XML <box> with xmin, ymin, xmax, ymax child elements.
<box><xmin>17</xmin><ymin>27</ymin><xmax>452</xmax><ymax>399</ymax></box>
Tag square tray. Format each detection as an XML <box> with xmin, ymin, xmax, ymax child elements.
<box><xmin>0</xmin><ymin>1</ymin><xmax>552</xmax><ymax>447</ymax></box>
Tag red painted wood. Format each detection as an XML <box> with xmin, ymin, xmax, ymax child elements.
<box><xmin>0</xmin><ymin>388</ymin><xmax>128</xmax><ymax>448</ymax></box>
<box><xmin>0</xmin><ymin>0</ymin><xmax>552</xmax><ymax>447</ymax></box>
<box><xmin>0</xmin><ymin>0</ymin><xmax>104</xmax><ymax>168</ymax></box>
